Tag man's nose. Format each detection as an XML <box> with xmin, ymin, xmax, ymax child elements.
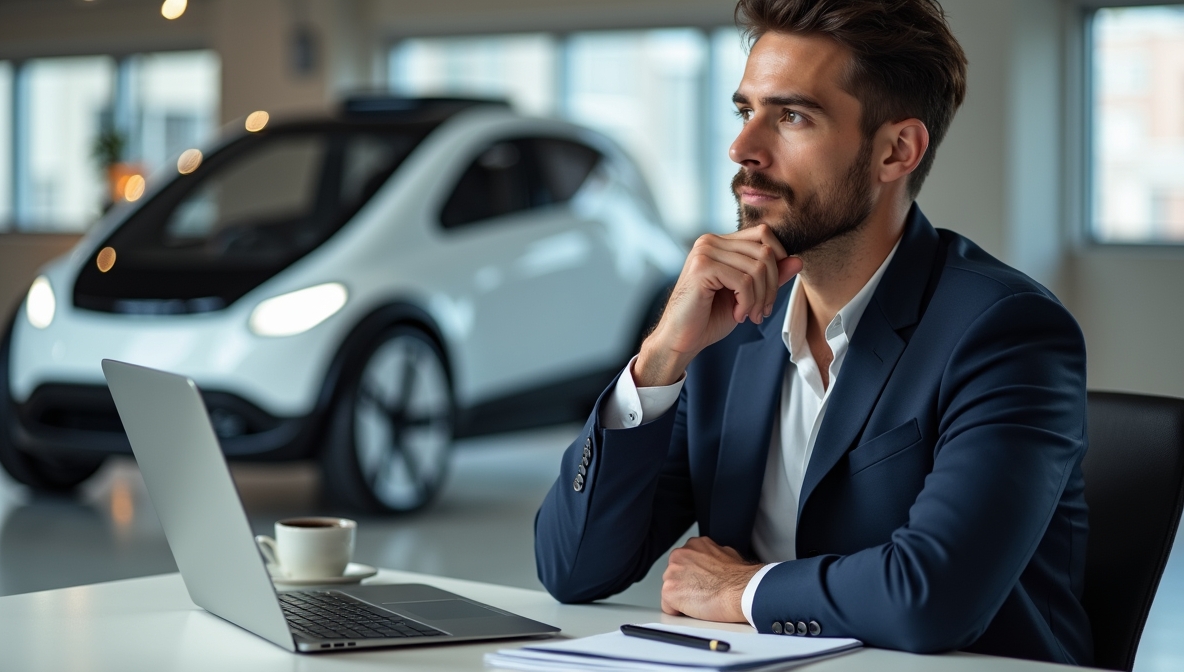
<box><xmin>729</xmin><ymin>115</ymin><xmax>773</xmax><ymax>169</ymax></box>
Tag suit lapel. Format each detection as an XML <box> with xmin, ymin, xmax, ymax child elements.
<box><xmin>797</xmin><ymin>205</ymin><xmax>942</xmax><ymax>517</ymax></box>
<box><xmin>708</xmin><ymin>284</ymin><xmax>791</xmax><ymax>557</ymax></box>
<box><xmin>797</xmin><ymin>303</ymin><xmax>905</xmax><ymax>515</ymax></box>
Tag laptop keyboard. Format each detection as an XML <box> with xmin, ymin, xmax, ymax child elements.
<box><xmin>279</xmin><ymin>591</ymin><xmax>446</xmax><ymax>641</ymax></box>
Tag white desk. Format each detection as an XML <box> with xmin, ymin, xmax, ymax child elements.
<box><xmin>0</xmin><ymin>569</ymin><xmax>1090</xmax><ymax>671</ymax></box>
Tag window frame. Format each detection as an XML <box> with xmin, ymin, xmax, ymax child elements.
<box><xmin>1073</xmin><ymin>0</ymin><xmax>1184</xmax><ymax>250</ymax></box>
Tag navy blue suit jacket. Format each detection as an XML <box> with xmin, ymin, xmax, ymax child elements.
<box><xmin>534</xmin><ymin>206</ymin><xmax>1093</xmax><ymax>665</ymax></box>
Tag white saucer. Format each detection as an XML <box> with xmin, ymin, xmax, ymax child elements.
<box><xmin>268</xmin><ymin>562</ymin><xmax>378</xmax><ymax>586</ymax></box>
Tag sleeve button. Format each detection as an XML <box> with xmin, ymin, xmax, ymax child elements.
<box><xmin>578</xmin><ymin>464</ymin><xmax>586</xmax><ymax>476</ymax></box>
<box><xmin>771</xmin><ymin>621</ymin><xmax>783</xmax><ymax>634</ymax></box>
<box><xmin>808</xmin><ymin>621</ymin><xmax>821</xmax><ymax>636</ymax></box>
<box><xmin>573</xmin><ymin>474</ymin><xmax>584</xmax><ymax>492</ymax></box>
<box><xmin>796</xmin><ymin>621</ymin><xmax>807</xmax><ymax>636</ymax></box>
<box><xmin>584</xmin><ymin>437</ymin><xmax>592</xmax><ymax>450</ymax></box>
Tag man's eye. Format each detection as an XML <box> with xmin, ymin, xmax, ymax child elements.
<box><xmin>783</xmin><ymin>110</ymin><xmax>803</xmax><ymax>124</ymax></box>
<box><xmin>735</xmin><ymin>108</ymin><xmax>753</xmax><ymax>123</ymax></box>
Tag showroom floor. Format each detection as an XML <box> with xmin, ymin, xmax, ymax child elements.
<box><xmin>0</xmin><ymin>424</ymin><xmax>1180</xmax><ymax>671</ymax></box>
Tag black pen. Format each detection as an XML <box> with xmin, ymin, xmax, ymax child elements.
<box><xmin>620</xmin><ymin>624</ymin><xmax>732</xmax><ymax>652</ymax></box>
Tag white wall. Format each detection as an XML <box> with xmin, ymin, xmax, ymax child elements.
<box><xmin>0</xmin><ymin>0</ymin><xmax>1180</xmax><ymax>397</ymax></box>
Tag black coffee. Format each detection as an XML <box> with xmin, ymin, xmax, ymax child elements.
<box><xmin>282</xmin><ymin>519</ymin><xmax>338</xmax><ymax>528</ymax></box>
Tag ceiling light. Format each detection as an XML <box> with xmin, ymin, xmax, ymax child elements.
<box><xmin>161</xmin><ymin>0</ymin><xmax>186</xmax><ymax>20</ymax></box>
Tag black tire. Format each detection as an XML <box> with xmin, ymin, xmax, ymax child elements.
<box><xmin>0</xmin><ymin>318</ymin><xmax>104</xmax><ymax>492</ymax></box>
<box><xmin>321</xmin><ymin>326</ymin><xmax>454</xmax><ymax>514</ymax></box>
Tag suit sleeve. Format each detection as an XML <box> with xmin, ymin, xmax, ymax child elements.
<box><xmin>534</xmin><ymin>372</ymin><xmax>697</xmax><ymax>603</ymax></box>
<box><xmin>751</xmin><ymin>291</ymin><xmax>1088</xmax><ymax>652</ymax></box>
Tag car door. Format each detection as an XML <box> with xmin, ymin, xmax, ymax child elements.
<box><xmin>436</xmin><ymin>136</ymin><xmax>631</xmax><ymax>405</ymax></box>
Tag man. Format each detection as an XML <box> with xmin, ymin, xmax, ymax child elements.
<box><xmin>535</xmin><ymin>0</ymin><xmax>1092</xmax><ymax>665</ymax></box>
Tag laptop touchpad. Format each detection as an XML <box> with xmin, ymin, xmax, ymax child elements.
<box><xmin>385</xmin><ymin>599</ymin><xmax>500</xmax><ymax>620</ymax></box>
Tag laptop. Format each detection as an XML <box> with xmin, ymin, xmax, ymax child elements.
<box><xmin>101</xmin><ymin>359</ymin><xmax>560</xmax><ymax>653</ymax></box>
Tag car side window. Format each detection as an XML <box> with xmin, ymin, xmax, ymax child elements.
<box><xmin>439</xmin><ymin>137</ymin><xmax>603</xmax><ymax>230</ymax></box>
<box><xmin>533</xmin><ymin>138</ymin><xmax>601</xmax><ymax>204</ymax></box>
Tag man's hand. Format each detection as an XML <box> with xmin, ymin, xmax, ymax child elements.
<box><xmin>661</xmin><ymin>537</ymin><xmax>762</xmax><ymax>623</ymax></box>
<box><xmin>635</xmin><ymin>225</ymin><xmax>802</xmax><ymax>387</ymax></box>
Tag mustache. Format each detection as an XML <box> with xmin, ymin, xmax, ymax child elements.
<box><xmin>731</xmin><ymin>169</ymin><xmax>796</xmax><ymax>204</ymax></box>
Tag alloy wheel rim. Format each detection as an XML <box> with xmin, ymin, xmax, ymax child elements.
<box><xmin>353</xmin><ymin>334</ymin><xmax>451</xmax><ymax>509</ymax></box>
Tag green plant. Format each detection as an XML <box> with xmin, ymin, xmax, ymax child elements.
<box><xmin>92</xmin><ymin>128</ymin><xmax>127</xmax><ymax>170</ymax></box>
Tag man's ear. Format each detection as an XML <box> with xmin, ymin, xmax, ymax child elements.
<box><xmin>875</xmin><ymin>119</ymin><xmax>929</xmax><ymax>185</ymax></box>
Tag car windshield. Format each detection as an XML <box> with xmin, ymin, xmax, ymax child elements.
<box><xmin>74</xmin><ymin>122</ymin><xmax>432</xmax><ymax>314</ymax></box>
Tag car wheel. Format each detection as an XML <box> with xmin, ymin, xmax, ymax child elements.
<box><xmin>322</xmin><ymin>326</ymin><xmax>453</xmax><ymax>513</ymax></box>
<box><xmin>0</xmin><ymin>320</ymin><xmax>104</xmax><ymax>492</ymax></box>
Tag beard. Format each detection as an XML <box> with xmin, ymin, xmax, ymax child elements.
<box><xmin>733</xmin><ymin>140</ymin><xmax>875</xmax><ymax>256</ymax></box>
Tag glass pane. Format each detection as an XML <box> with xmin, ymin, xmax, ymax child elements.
<box><xmin>75</xmin><ymin>128</ymin><xmax>427</xmax><ymax>313</ymax></box>
<box><xmin>565</xmin><ymin>29</ymin><xmax>708</xmax><ymax>237</ymax></box>
<box><xmin>710</xmin><ymin>28</ymin><xmax>749</xmax><ymax>233</ymax></box>
<box><xmin>1092</xmin><ymin>6</ymin><xmax>1184</xmax><ymax>243</ymax></box>
<box><xmin>22</xmin><ymin>56</ymin><xmax>115</xmax><ymax>232</ymax></box>
<box><xmin>441</xmin><ymin>141</ymin><xmax>533</xmax><ymax>228</ymax></box>
<box><xmin>163</xmin><ymin>135</ymin><xmax>326</xmax><ymax>250</ymax></box>
<box><xmin>0</xmin><ymin>62</ymin><xmax>11</xmax><ymax>230</ymax></box>
<box><xmin>126</xmin><ymin>50</ymin><xmax>220</xmax><ymax>177</ymax></box>
<box><xmin>533</xmin><ymin>138</ymin><xmax>601</xmax><ymax>203</ymax></box>
<box><xmin>390</xmin><ymin>34</ymin><xmax>557</xmax><ymax>116</ymax></box>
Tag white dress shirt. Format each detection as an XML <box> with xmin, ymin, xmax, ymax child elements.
<box><xmin>601</xmin><ymin>240</ymin><xmax>899</xmax><ymax>628</ymax></box>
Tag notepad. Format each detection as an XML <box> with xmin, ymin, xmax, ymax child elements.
<box><xmin>484</xmin><ymin>623</ymin><xmax>862</xmax><ymax>672</ymax></box>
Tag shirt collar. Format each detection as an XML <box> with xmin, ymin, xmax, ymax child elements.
<box><xmin>782</xmin><ymin>238</ymin><xmax>902</xmax><ymax>363</ymax></box>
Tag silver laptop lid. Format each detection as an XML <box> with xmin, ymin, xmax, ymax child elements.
<box><xmin>102</xmin><ymin>359</ymin><xmax>295</xmax><ymax>652</ymax></box>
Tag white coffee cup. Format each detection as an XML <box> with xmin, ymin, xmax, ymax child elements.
<box><xmin>255</xmin><ymin>517</ymin><xmax>356</xmax><ymax>580</ymax></box>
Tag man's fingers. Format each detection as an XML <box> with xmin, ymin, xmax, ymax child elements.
<box><xmin>724</xmin><ymin>224</ymin><xmax>789</xmax><ymax>260</ymax></box>
<box><xmin>691</xmin><ymin>247</ymin><xmax>776</xmax><ymax>323</ymax></box>
<box><xmin>778</xmin><ymin>256</ymin><xmax>804</xmax><ymax>285</ymax></box>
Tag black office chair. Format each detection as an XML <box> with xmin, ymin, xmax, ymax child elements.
<box><xmin>1082</xmin><ymin>391</ymin><xmax>1184</xmax><ymax>671</ymax></box>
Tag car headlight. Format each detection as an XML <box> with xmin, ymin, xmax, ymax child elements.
<box><xmin>25</xmin><ymin>276</ymin><xmax>56</xmax><ymax>329</ymax></box>
<box><xmin>248</xmin><ymin>283</ymin><xmax>348</xmax><ymax>337</ymax></box>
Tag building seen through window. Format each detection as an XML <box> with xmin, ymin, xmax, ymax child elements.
<box><xmin>390</xmin><ymin>29</ymin><xmax>748</xmax><ymax>239</ymax></box>
<box><xmin>1092</xmin><ymin>5</ymin><xmax>1184</xmax><ymax>244</ymax></box>
<box><xmin>0</xmin><ymin>62</ymin><xmax>11</xmax><ymax>228</ymax></box>
<box><xmin>5</xmin><ymin>50</ymin><xmax>219</xmax><ymax>233</ymax></box>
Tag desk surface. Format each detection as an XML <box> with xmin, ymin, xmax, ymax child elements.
<box><xmin>0</xmin><ymin>569</ymin><xmax>1089</xmax><ymax>671</ymax></box>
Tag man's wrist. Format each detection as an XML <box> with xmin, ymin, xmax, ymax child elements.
<box><xmin>634</xmin><ymin>336</ymin><xmax>695</xmax><ymax>388</ymax></box>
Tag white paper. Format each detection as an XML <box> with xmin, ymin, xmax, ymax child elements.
<box><xmin>485</xmin><ymin>623</ymin><xmax>861</xmax><ymax>672</ymax></box>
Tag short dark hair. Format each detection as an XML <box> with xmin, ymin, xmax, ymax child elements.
<box><xmin>735</xmin><ymin>0</ymin><xmax>968</xmax><ymax>199</ymax></box>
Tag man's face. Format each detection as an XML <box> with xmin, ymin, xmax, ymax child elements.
<box><xmin>731</xmin><ymin>32</ymin><xmax>875</xmax><ymax>256</ymax></box>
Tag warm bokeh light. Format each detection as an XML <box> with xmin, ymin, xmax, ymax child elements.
<box><xmin>245</xmin><ymin>110</ymin><xmax>270</xmax><ymax>133</ymax></box>
<box><xmin>110</xmin><ymin>479</ymin><xmax>135</xmax><ymax>528</ymax></box>
<box><xmin>177</xmin><ymin>148</ymin><xmax>203</xmax><ymax>174</ymax></box>
<box><xmin>160</xmin><ymin>0</ymin><xmax>187</xmax><ymax>20</ymax></box>
<box><xmin>122</xmin><ymin>174</ymin><xmax>146</xmax><ymax>201</ymax></box>
<box><xmin>96</xmin><ymin>247</ymin><xmax>117</xmax><ymax>273</ymax></box>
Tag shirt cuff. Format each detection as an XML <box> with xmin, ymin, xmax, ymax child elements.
<box><xmin>741</xmin><ymin>563</ymin><xmax>780</xmax><ymax>629</ymax></box>
<box><xmin>599</xmin><ymin>355</ymin><xmax>685</xmax><ymax>429</ymax></box>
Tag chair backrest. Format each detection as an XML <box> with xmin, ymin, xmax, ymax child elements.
<box><xmin>1083</xmin><ymin>391</ymin><xmax>1184</xmax><ymax>671</ymax></box>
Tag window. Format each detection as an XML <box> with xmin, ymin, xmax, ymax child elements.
<box><xmin>1090</xmin><ymin>5</ymin><xmax>1184</xmax><ymax>243</ymax></box>
<box><xmin>19</xmin><ymin>56</ymin><xmax>116</xmax><ymax>232</ymax></box>
<box><xmin>5</xmin><ymin>50</ymin><xmax>219</xmax><ymax>233</ymax></box>
<box><xmin>122</xmin><ymin>51</ymin><xmax>220</xmax><ymax>178</ymax></box>
<box><xmin>73</xmin><ymin>127</ymin><xmax>428</xmax><ymax>313</ymax></box>
<box><xmin>441</xmin><ymin>137</ymin><xmax>601</xmax><ymax>229</ymax></box>
<box><xmin>391</xmin><ymin>29</ymin><xmax>750</xmax><ymax>238</ymax></box>
<box><xmin>390</xmin><ymin>34</ymin><xmax>558</xmax><ymax>116</ymax></box>
<box><xmin>0</xmin><ymin>62</ymin><xmax>11</xmax><ymax>230</ymax></box>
